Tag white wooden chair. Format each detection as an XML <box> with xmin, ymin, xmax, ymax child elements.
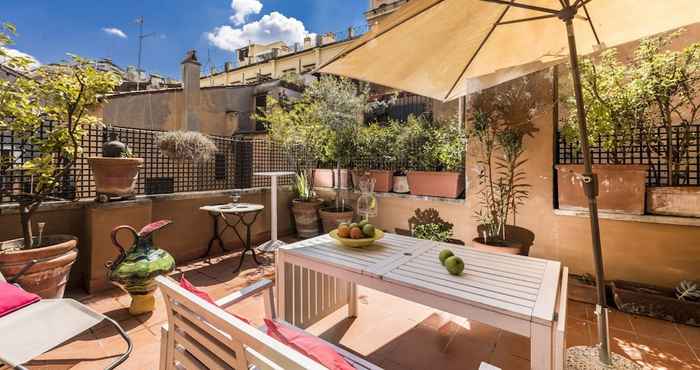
<box><xmin>156</xmin><ymin>275</ymin><xmax>383</xmax><ymax>370</ymax></box>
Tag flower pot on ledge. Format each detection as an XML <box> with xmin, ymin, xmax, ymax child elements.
<box><xmin>319</xmin><ymin>206</ymin><xmax>354</xmax><ymax>233</ymax></box>
<box><xmin>313</xmin><ymin>169</ymin><xmax>352</xmax><ymax>189</ymax></box>
<box><xmin>555</xmin><ymin>164</ymin><xmax>648</xmax><ymax>215</ymax></box>
<box><xmin>88</xmin><ymin>157</ymin><xmax>144</xmax><ymax>202</ymax></box>
<box><xmin>646</xmin><ymin>186</ymin><xmax>700</xmax><ymax>217</ymax></box>
<box><xmin>352</xmin><ymin>170</ymin><xmax>393</xmax><ymax>193</ymax></box>
<box><xmin>407</xmin><ymin>171</ymin><xmax>464</xmax><ymax>198</ymax></box>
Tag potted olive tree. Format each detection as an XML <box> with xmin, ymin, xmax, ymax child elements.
<box><xmin>259</xmin><ymin>91</ymin><xmax>328</xmax><ymax>237</ymax></box>
<box><xmin>558</xmin><ymin>48</ymin><xmax>649</xmax><ymax>214</ymax></box>
<box><xmin>405</xmin><ymin>115</ymin><xmax>467</xmax><ymax>199</ymax></box>
<box><xmin>0</xmin><ymin>24</ymin><xmax>120</xmax><ymax>297</ymax></box>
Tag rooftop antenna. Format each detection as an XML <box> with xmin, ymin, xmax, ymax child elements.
<box><xmin>135</xmin><ymin>16</ymin><xmax>156</xmax><ymax>91</ymax></box>
<box><xmin>207</xmin><ymin>46</ymin><xmax>214</xmax><ymax>85</ymax></box>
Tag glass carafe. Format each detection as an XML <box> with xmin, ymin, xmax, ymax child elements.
<box><xmin>356</xmin><ymin>174</ymin><xmax>377</xmax><ymax>219</ymax></box>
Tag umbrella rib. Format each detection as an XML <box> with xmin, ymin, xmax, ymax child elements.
<box><xmin>481</xmin><ymin>0</ymin><xmax>559</xmax><ymax>14</ymax></box>
<box><xmin>580</xmin><ymin>2</ymin><xmax>601</xmax><ymax>45</ymax></box>
<box><xmin>316</xmin><ymin>0</ymin><xmax>447</xmax><ymax>72</ymax></box>
<box><xmin>497</xmin><ymin>13</ymin><xmax>558</xmax><ymax>25</ymax></box>
<box><xmin>443</xmin><ymin>1</ymin><xmax>513</xmax><ymax>100</ymax></box>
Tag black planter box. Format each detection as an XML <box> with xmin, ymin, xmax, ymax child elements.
<box><xmin>145</xmin><ymin>177</ymin><xmax>174</xmax><ymax>195</ymax></box>
<box><xmin>612</xmin><ymin>280</ymin><xmax>700</xmax><ymax>327</ymax></box>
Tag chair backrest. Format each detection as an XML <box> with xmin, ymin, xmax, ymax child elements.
<box><xmin>156</xmin><ymin>275</ymin><xmax>326</xmax><ymax>370</ymax></box>
<box><xmin>0</xmin><ymin>271</ymin><xmax>5</xmax><ymax>283</ymax></box>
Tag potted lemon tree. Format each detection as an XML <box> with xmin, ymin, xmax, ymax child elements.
<box><xmin>0</xmin><ymin>24</ymin><xmax>120</xmax><ymax>297</ymax></box>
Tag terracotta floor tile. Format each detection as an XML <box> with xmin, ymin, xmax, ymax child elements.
<box><xmin>494</xmin><ymin>331</ymin><xmax>530</xmax><ymax>361</ymax></box>
<box><xmin>630</xmin><ymin>315</ymin><xmax>685</xmax><ymax>344</ymax></box>
<box><xmin>609</xmin><ymin>309</ymin><xmax>635</xmax><ymax>332</ymax></box>
<box><xmin>371</xmin><ymin>324</ymin><xmax>468</xmax><ymax>370</ymax></box>
<box><xmin>632</xmin><ymin>335</ymin><xmax>700</xmax><ymax>369</ymax></box>
<box><xmin>568</xmin><ymin>300</ymin><xmax>594</xmax><ymax>322</ymax></box>
<box><xmin>677</xmin><ymin>324</ymin><xmax>700</xmax><ymax>350</ymax></box>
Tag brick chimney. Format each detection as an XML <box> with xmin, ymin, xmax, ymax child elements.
<box><xmin>181</xmin><ymin>49</ymin><xmax>201</xmax><ymax>131</ymax></box>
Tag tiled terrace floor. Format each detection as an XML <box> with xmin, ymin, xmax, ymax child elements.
<box><xmin>24</xmin><ymin>250</ymin><xmax>700</xmax><ymax>370</ymax></box>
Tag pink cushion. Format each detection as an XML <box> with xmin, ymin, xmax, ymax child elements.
<box><xmin>179</xmin><ymin>276</ymin><xmax>250</xmax><ymax>324</ymax></box>
<box><xmin>0</xmin><ymin>282</ymin><xmax>41</xmax><ymax>318</ymax></box>
<box><xmin>265</xmin><ymin>319</ymin><xmax>356</xmax><ymax>370</ymax></box>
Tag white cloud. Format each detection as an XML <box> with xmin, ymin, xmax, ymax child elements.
<box><xmin>0</xmin><ymin>47</ymin><xmax>41</xmax><ymax>70</ymax></box>
<box><xmin>102</xmin><ymin>27</ymin><xmax>127</xmax><ymax>39</ymax></box>
<box><xmin>207</xmin><ymin>11</ymin><xmax>313</xmax><ymax>52</ymax></box>
<box><xmin>230</xmin><ymin>0</ymin><xmax>263</xmax><ymax>25</ymax></box>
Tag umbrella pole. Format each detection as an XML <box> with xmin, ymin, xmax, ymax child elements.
<box><xmin>564</xmin><ymin>17</ymin><xmax>612</xmax><ymax>366</ymax></box>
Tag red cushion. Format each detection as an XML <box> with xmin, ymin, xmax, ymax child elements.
<box><xmin>179</xmin><ymin>276</ymin><xmax>250</xmax><ymax>324</ymax></box>
<box><xmin>265</xmin><ymin>319</ymin><xmax>356</xmax><ymax>370</ymax></box>
<box><xmin>0</xmin><ymin>282</ymin><xmax>41</xmax><ymax>318</ymax></box>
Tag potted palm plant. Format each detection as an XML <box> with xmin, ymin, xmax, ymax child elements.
<box><xmin>0</xmin><ymin>24</ymin><xmax>120</xmax><ymax>297</ymax></box>
<box><xmin>290</xmin><ymin>171</ymin><xmax>322</xmax><ymax>238</ymax></box>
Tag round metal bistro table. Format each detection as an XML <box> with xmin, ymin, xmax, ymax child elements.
<box><xmin>254</xmin><ymin>171</ymin><xmax>294</xmax><ymax>252</ymax></box>
<box><xmin>199</xmin><ymin>203</ymin><xmax>264</xmax><ymax>273</ymax></box>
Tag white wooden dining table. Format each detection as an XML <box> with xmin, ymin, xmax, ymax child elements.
<box><xmin>275</xmin><ymin>232</ymin><xmax>569</xmax><ymax>370</ymax></box>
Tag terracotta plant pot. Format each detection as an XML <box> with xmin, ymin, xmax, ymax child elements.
<box><xmin>471</xmin><ymin>237</ymin><xmax>524</xmax><ymax>255</ymax></box>
<box><xmin>319</xmin><ymin>207</ymin><xmax>354</xmax><ymax>233</ymax></box>
<box><xmin>368</xmin><ymin>170</ymin><xmax>393</xmax><ymax>192</ymax></box>
<box><xmin>393</xmin><ymin>175</ymin><xmax>409</xmax><ymax>193</ymax></box>
<box><xmin>313</xmin><ymin>169</ymin><xmax>334</xmax><ymax>188</ymax></box>
<box><xmin>291</xmin><ymin>199</ymin><xmax>322</xmax><ymax>238</ymax></box>
<box><xmin>0</xmin><ymin>235</ymin><xmax>78</xmax><ymax>298</ymax></box>
<box><xmin>407</xmin><ymin>171</ymin><xmax>464</xmax><ymax>198</ymax></box>
<box><xmin>88</xmin><ymin>157</ymin><xmax>144</xmax><ymax>201</ymax></box>
<box><xmin>555</xmin><ymin>164</ymin><xmax>648</xmax><ymax>214</ymax></box>
<box><xmin>646</xmin><ymin>186</ymin><xmax>700</xmax><ymax>217</ymax></box>
<box><xmin>612</xmin><ymin>280</ymin><xmax>700</xmax><ymax>327</ymax></box>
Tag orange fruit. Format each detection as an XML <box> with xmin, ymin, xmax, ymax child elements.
<box><xmin>337</xmin><ymin>225</ymin><xmax>351</xmax><ymax>238</ymax></box>
<box><xmin>350</xmin><ymin>227</ymin><xmax>364</xmax><ymax>239</ymax></box>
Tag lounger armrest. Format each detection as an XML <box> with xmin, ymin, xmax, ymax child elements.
<box><xmin>215</xmin><ymin>279</ymin><xmax>274</xmax><ymax>309</ymax></box>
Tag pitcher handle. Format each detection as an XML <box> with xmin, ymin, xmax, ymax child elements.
<box><xmin>110</xmin><ymin>225</ymin><xmax>138</xmax><ymax>258</ymax></box>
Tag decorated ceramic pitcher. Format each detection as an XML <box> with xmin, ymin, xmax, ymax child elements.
<box><xmin>107</xmin><ymin>220</ymin><xmax>176</xmax><ymax>315</ymax></box>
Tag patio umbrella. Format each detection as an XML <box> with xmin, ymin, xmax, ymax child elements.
<box><xmin>319</xmin><ymin>0</ymin><xmax>700</xmax><ymax>367</ymax></box>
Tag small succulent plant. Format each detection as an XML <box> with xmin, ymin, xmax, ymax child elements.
<box><xmin>675</xmin><ymin>280</ymin><xmax>700</xmax><ymax>302</ymax></box>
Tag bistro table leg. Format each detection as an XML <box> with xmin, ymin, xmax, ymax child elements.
<box><xmin>202</xmin><ymin>212</ymin><xmax>227</xmax><ymax>258</ymax></box>
<box><xmin>232</xmin><ymin>211</ymin><xmax>262</xmax><ymax>273</ymax></box>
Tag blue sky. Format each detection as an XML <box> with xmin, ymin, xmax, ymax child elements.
<box><xmin>2</xmin><ymin>1</ymin><xmax>368</xmax><ymax>78</ymax></box>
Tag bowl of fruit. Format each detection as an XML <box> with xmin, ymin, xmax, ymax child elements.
<box><xmin>329</xmin><ymin>220</ymin><xmax>384</xmax><ymax>248</ymax></box>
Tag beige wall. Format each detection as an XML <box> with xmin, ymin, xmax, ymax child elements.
<box><xmin>0</xmin><ymin>189</ymin><xmax>294</xmax><ymax>293</ymax></box>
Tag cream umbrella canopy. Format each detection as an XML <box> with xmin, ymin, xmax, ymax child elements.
<box><xmin>320</xmin><ymin>0</ymin><xmax>699</xmax><ymax>367</ymax></box>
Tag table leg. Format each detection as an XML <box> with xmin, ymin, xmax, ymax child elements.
<box><xmin>531</xmin><ymin>321</ymin><xmax>553</xmax><ymax>370</ymax></box>
<box><xmin>202</xmin><ymin>213</ymin><xmax>226</xmax><ymax>258</ymax></box>
<box><xmin>347</xmin><ymin>282</ymin><xmax>357</xmax><ymax>318</ymax></box>
<box><xmin>232</xmin><ymin>211</ymin><xmax>262</xmax><ymax>273</ymax></box>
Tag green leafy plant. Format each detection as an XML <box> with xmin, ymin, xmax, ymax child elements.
<box><xmin>561</xmin><ymin>48</ymin><xmax>646</xmax><ymax>162</ymax></box>
<box><xmin>155</xmin><ymin>130</ymin><xmax>218</xmax><ymax>162</ymax></box>
<box><xmin>675</xmin><ymin>280</ymin><xmax>700</xmax><ymax>302</ymax></box>
<box><xmin>0</xmin><ymin>23</ymin><xmax>121</xmax><ymax>248</ymax></box>
<box><xmin>470</xmin><ymin>77</ymin><xmax>539</xmax><ymax>243</ymax></box>
<box><xmin>413</xmin><ymin>223</ymin><xmax>453</xmax><ymax>242</ymax></box>
<box><xmin>292</xmin><ymin>171</ymin><xmax>316</xmax><ymax>202</ymax></box>
<box><xmin>396</xmin><ymin>114</ymin><xmax>467</xmax><ymax>172</ymax></box>
<box><xmin>355</xmin><ymin>121</ymin><xmax>400</xmax><ymax>170</ymax></box>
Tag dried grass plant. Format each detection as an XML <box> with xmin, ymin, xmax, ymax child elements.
<box><xmin>155</xmin><ymin>130</ymin><xmax>217</xmax><ymax>162</ymax></box>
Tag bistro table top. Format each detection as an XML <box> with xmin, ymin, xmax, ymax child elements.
<box><xmin>282</xmin><ymin>232</ymin><xmax>561</xmax><ymax>324</ymax></box>
<box><xmin>199</xmin><ymin>203</ymin><xmax>264</xmax><ymax>214</ymax></box>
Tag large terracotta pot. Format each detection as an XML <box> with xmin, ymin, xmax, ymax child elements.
<box><xmin>407</xmin><ymin>171</ymin><xmax>464</xmax><ymax>198</ymax></box>
<box><xmin>319</xmin><ymin>207</ymin><xmax>354</xmax><ymax>233</ymax></box>
<box><xmin>107</xmin><ymin>220</ymin><xmax>176</xmax><ymax>315</ymax></box>
<box><xmin>291</xmin><ymin>199</ymin><xmax>322</xmax><ymax>238</ymax></box>
<box><xmin>88</xmin><ymin>157</ymin><xmax>144</xmax><ymax>202</ymax></box>
<box><xmin>555</xmin><ymin>164</ymin><xmax>648</xmax><ymax>214</ymax></box>
<box><xmin>0</xmin><ymin>235</ymin><xmax>78</xmax><ymax>298</ymax></box>
<box><xmin>471</xmin><ymin>237</ymin><xmax>524</xmax><ymax>255</ymax></box>
<box><xmin>646</xmin><ymin>186</ymin><xmax>700</xmax><ymax>217</ymax></box>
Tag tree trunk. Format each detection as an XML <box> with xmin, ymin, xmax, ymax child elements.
<box><xmin>19</xmin><ymin>205</ymin><xmax>33</xmax><ymax>248</ymax></box>
<box><xmin>336</xmin><ymin>160</ymin><xmax>341</xmax><ymax>210</ymax></box>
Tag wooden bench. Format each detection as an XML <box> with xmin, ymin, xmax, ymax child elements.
<box><xmin>156</xmin><ymin>275</ymin><xmax>382</xmax><ymax>370</ymax></box>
